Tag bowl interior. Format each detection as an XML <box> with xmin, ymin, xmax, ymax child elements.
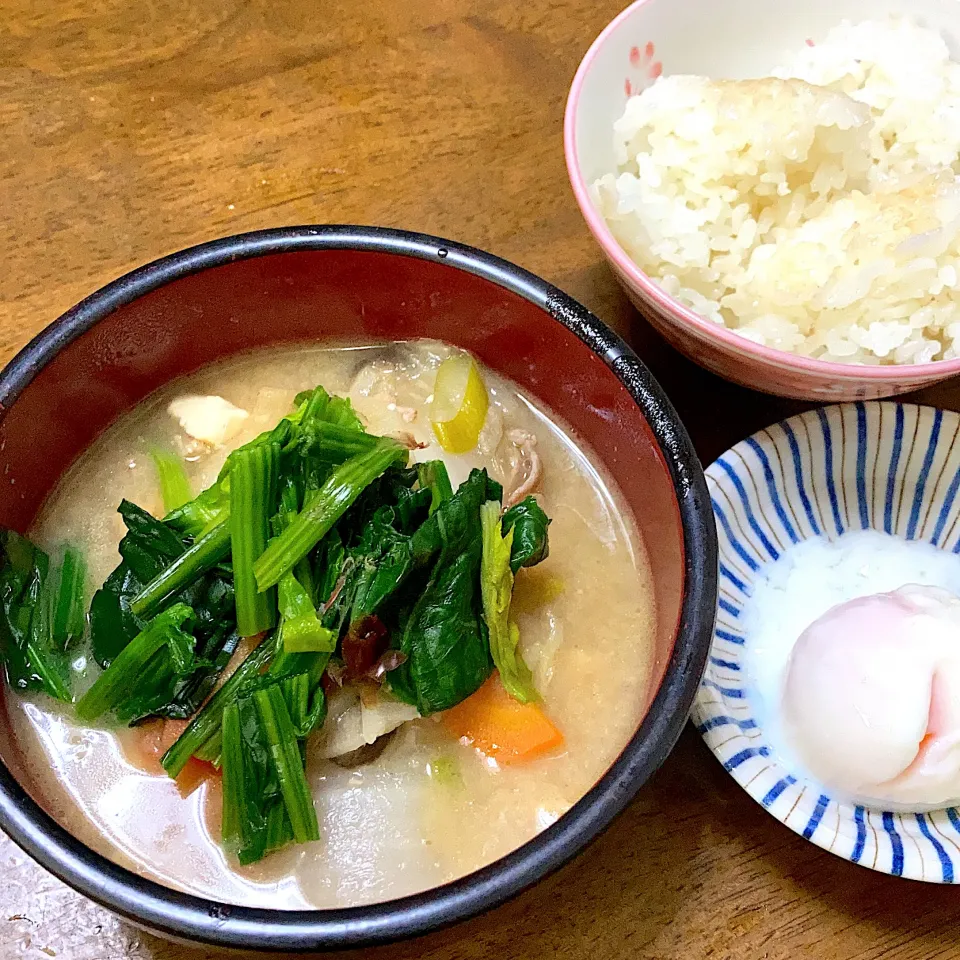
<box><xmin>0</xmin><ymin>244</ymin><xmax>686</xmax><ymax>845</ymax></box>
<box><xmin>573</xmin><ymin>0</ymin><xmax>960</xmax><ymax>186</ymax></box>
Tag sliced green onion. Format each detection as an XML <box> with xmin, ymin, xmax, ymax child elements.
<box><xmin>76</xmin><ymin>604</ymin><xmax>193</xmax><ymax>721</ymax></box>
<box><xmin>253</xmin><ymin>685</ymin><xmax>320</xmax><ymax>843</ymax></box>
<box><xmin>429</xmin><ymin>354</ymin><xmax>488</xmax><ymax>454</ymax></box>
<box><xmin>253</xmin><ymin>439</ymin><xmax>407</xmax><ymax>592</ymax></box>
<box><xmin>230</xmin><ymin>444</ymin><xmax>280</xmax><ymax>636</ymax></box>
<box><xmin>150</xmin><ymin>447</ymin><xmax>193</xmax><ymax>514</ymax></box>
<box><xmin>51</xmin><ymin>546</ymin><xmax>86</xmax><ymax>651</ymax></box>
<box><xmin>130</xmin><ymin>520</ymin><xmax>231</xmax><ymax>618</ymax></box>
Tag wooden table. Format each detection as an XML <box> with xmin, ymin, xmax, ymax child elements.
<box><xmin>3</xmin><ymin>1</ymin><xmax>960</xmax><ymax>957</ymax></box>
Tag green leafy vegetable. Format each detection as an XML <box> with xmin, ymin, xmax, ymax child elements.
<box><xmin>480</xmin><ymin>500</ymin><xmax>537</xmax><ymax>703</ymax></box>
<box><xmin>390</xmin><ymin>469</ymin><xmax>496</xmax><ymax>715</ymax></box>
<box><xmin>130</xmin><ymin>520</ymin><xmax>231</xmax><ymax>619</ymax></box>
<box><xmin>161</xmin><ymin>631</ymin><xmax>278</xmax><ymax>778</ymax></box>
<box><xmin>150</xmin><ymin>447</ymin><xmax>193</xmax><ymax>514</ymax></box>
<box><xmin>51</xmin><ymin>546</ymin><xmax>86</xmax><ymax>651</ymax></box>
<box><xmin>0</xmin><ymin>532</ymin><xmax>71</xmax><ymax>702</ymax></box>
<box><xmin>230</xmin><ymin>444</ymin><xmax>280</xmax><ymax>636</ymax></box>
<box><xmin>277</xmin><ymin>571</ymin><xmax>336</xmax><ymax>654</ymax></box>
<box><xmin>294</xmin><ymin>422</ymin><xmax>381</xmax><ymax>463</ymax></box>
<box><xmin>253</xmin><ymin>439</ymin><xmax>408</xmax><ymax>592</ymax></box>
<box><xmin>253</xmin><ymin>684</ymin><xmax>320</xmax><ymax>843</ymax></box>
<box><xmin>221</xmin><ymin>700</ymin><xmax>263</xmax><ymax>863</ymax></box>
<box><xmin>501</xmin><ymin>496</ymin><xmax>550</xmax><ymax>573</ymax></box>
<box><xmin>76</xmin><ymin>603</ymin><xmax>196</xmax><ymax>722</ymax></box>
<box><xmin>417</xmin><ymin>460</ymin><xmax>453</xmax><ymax>515</ymax></box>
<box><xmin>214</xmin><ymin>665</ymin><xmax>327</xmax><ymax>864</ymax></box>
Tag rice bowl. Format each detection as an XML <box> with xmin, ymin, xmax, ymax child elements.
<box><xmin>564</xmin><ymin>0</ymin><xmax>960</xmax><ymax>399</ymax></box>
<box><xmin>593</xmin><ymin>18</ymin><xmax>960</xmax><ymax>366</ymax></box>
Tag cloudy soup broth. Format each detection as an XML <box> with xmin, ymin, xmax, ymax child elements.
<box><xmin>5</xmin><ymin>341</ymin><xmax>656</xmax><ymax>909</ymax></box>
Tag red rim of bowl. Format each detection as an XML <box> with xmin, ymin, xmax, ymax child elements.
<box><xmin>562</xmin><ymin>0</ymin><xmax>960</xmax><ymax>382</ymax></box>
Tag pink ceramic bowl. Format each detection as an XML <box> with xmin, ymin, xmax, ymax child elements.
<box><xmin>564</xmin><ymin>0</ymin><xmax>960</xmax><ymax>401</ymax></box>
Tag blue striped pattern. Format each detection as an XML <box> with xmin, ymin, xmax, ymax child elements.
<box><xmin>851</xmin><ymin>806</ymin><xmax>867</xmax><ymax>863</ymax></box>
<box><xmin>761</xmin><ymin>775</ymin><xmax>796</xmax><ymax>807</ymax></box>
<box><xmin>884</xmin><ymin>405</ymin><xmax>904</xmax><ymax>534</ymax></box>
<box><xmin>907</xmin><ymin>409</ymin><xmax>941</xmax><ymax>540</ymax></box>
<box><xmin>694</xmin><ymin>403</ymin><xmax>960</xmax><ymax>885</ymax></box>
<box><xmin>712</xmin><ymin>498</ymin><xmax>760</xmax><ymax>572</ymax></box>
<box><xmin>782</xmin><ymin>422</ymin><xmax>821</xmax><ymax>536</ymax></box>
<box><xmin>723</xmin><ymin>746</ymin><xmax>770</xmax><ymax>772</ymax></box>
<box><xmin>803</xmin><ymin>794</ymin><xmax>830</xmax><ymax>840</ymax></box>
<box><xmin>719</xmin><ymin>563</ymin><xmax>747</xmax><ymax>593</ymax></box>
<box><xmin>714</xmin><ymin>459</ymin><xmax>780</xmax><ymax>561</ymax></box>
<box><xmin>932</xmin><ymin>465</ymin><xmax>960</xmax><ymax>546</ymax></box>
<box><xmin>702</xmin><ymin>679</ymin><xmax>744</xmax><ymax>699</ymax></box>
<box><xmin>709</xmin><ymin>656</ymin><xmax>740</xmax><ymax>671</ymax></box>
<box><xmin>817</xmin><ymin>407</ymin><xmax>845</xmax><ymax>535</ymax></box>
<box><xmin>883</xmin><ymin>812</ymin><xmax>905</xmax><ymax>876</ymax></box>
<box><xmin>855</xmin><ymin>404</ymin><xmax>869</xmax><ymax>530</ymax></box>
<box><xmin>745</xmin><ymin>437</ymin><xmax>799</xmax><ymax>544</ymax></box>
<box><xmin>695</xmin><ymin>715</ymin><xmax>758</xmax><ymax>734</ymax></box>
<box><xmin>717</xmin><ymin>598</ymin><xmax>741</xmax><ymax>618</ymax></box>
<box><xmin>915</xmin><ymin>814</ymin><xmax>953</xmax><ymax>883</ymax></box>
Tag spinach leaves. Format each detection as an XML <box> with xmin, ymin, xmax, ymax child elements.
<box><xmin>389</xmin><ymin>469</ymin><xmax>498</xmax><ymax>714</ymax></box>
<box><xmin>0</xmin><ymin>531</ymin><xmax>72</xmax><ymax>702</ymax></box>
<box><xmin>0</xmin><ymin>376</ymin><xmax>557</xmax><ymax>870</ymax></box>
<box><xmin>502</xmin><ymin>496</ymin><xmax>551</xmax><ymax>573</ymax></box>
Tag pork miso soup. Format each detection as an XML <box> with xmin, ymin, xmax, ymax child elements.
<box><xmin>1</xmin><ymin>341</ymin><xmax>657</xmax><ymax>908</ymax></box>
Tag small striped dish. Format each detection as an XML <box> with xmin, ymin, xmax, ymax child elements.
<box><xmin>694</xmin><ymin>402</ymin><xmax>960</xmax><ymax>883</ymax></box>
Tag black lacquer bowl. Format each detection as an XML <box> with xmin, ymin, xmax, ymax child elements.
<box><xmin>0</xmin><ymin>227</ymin><xmax>717</xmax><ymax>951</ymax></box>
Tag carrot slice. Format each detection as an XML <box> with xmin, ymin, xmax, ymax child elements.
<box><xmin>123</xmin><ymin>719</ymin><xmax>217</xmax><ymax>796</ymax></box>
<box><xmin>442</xmin><ymin>673</ymin><xmax>564</xmax><ymax>763</ymax></box>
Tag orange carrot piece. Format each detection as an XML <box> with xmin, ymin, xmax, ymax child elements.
<box><xmin>123</xmin><ymin>718</ymin><xmax>217</xmax><ymax>795</ymax></box>
<box><xmin>174</xmin><ymin>755</ymin><xmax>218</xmax><ymax>798</ymax></box>
<box><xmin>442</xmin><ymin>673</ymin><xmax>564</xmax><ymax>763</ymax></box>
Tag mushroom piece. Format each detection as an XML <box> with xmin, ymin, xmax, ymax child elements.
<box><xmin>313</xmin><ymin>685</ymin><xmax>420</xmax><ymax>766</ymax></box>
<box><xmin>503</xmin><ymin>428</ymin><xmax>543</xmax><ymax>509</ymax></box>
<box><xmin>329</xmin><ymin>730</ymin><xmax>398</xmax><ymax>769</ymax></box>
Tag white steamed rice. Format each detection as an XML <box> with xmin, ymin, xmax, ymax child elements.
<box><xmin>593</xmin><ymin>18</ymin><xmax>960</xmax><ymax>365</ymax></box>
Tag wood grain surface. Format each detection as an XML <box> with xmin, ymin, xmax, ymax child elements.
<box><xmin>2</xmin><ymin>1</ymin><xmax>960</xmax><ymax>957</ymax></box>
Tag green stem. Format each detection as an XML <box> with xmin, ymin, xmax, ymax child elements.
<box><xmin>220</xmin><ymin>702</ymin><xmax>243</xmax><ymax>849</ymax></box>
<box><xmin>230</xmin><ymin>444</ymin><xmax>280</xmax><ymax>636</ymax></box>
<box><xmin>253</xmin><ymin>439</ymin><xmax>406</xmax><ymax>591</ymax></box>
<box><xmin>51</xmin><ymin>546</ymin><xmax>86</xmax><ymax>651</ymax></box>
<box><xmin>417</xmin><ymin>460</ymin><xmax>453</xmax><ymax>514</ymax></box>
<box><xmin>160</xmin><ymin>630</ymin><xmax>278</xmax><ymax>778</ymax></box>
<box><xmin>150</xmin><ymin>447</ymin><xmax>193</xmax><ymax>513</ymax></box>
<box><xmin>130</xmin><ymin>521</ymin><xmax>231</xmax><ymax>618</ymax></box>
<box><xmin>253</xmin><ymin>685</ymin><xmax>319</xmax><ymax>844</ymax></box>
<box><xmin>76</xmin><ymin>604</ymin><xmax>193</xmax><ymax>721</ymax></box>
<box><xmin>296</xmin><ymin>422</ymin><xmax>380</xmax><ymax>462</ymax></box>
